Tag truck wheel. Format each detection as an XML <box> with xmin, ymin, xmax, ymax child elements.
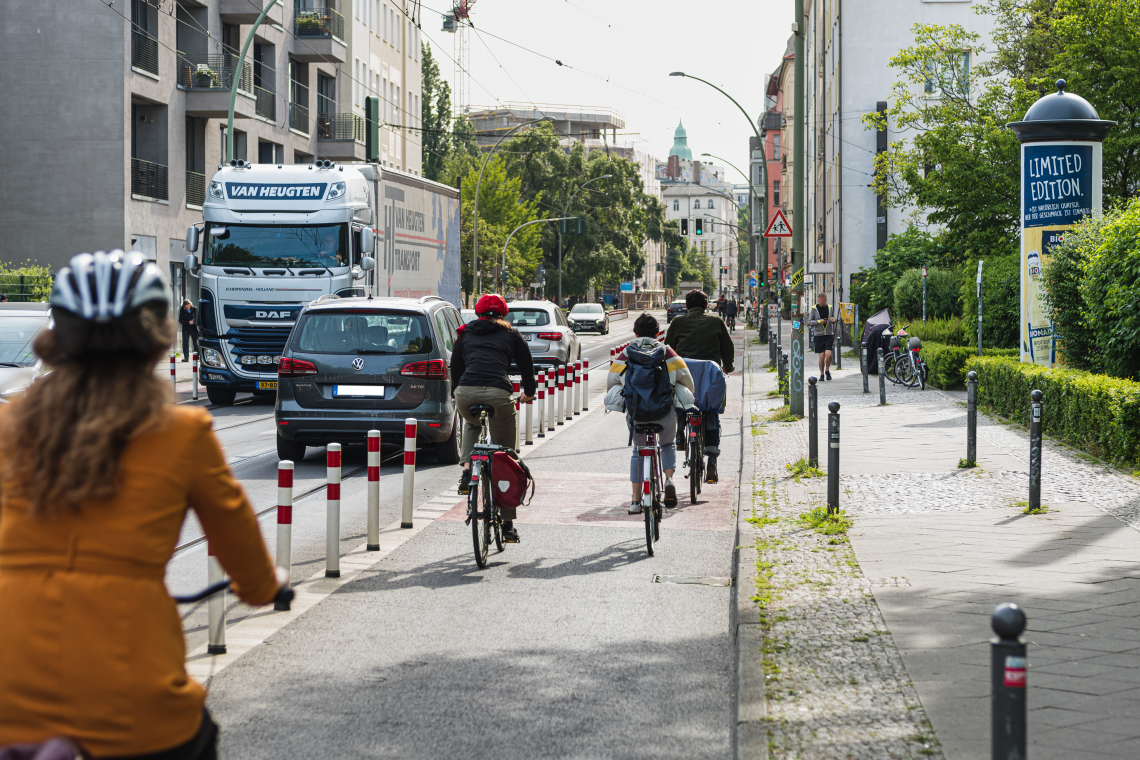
<box><xmin>277</xmin><ymin>433</ymin><xmax>306</xmax><ymax>462</ymax></box>
<box><xmin>207</xmin><ymin>386</ymin><xmax>237</xmax><ymax>406</ymax></box>
<box><xmin>433</xmin><ymin>413</ymin><xmax>461</xmax><ymax>464</ymax></box>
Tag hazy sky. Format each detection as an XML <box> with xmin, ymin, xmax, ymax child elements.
<box><xmin>417</xmin><ymin>0</ymin><xmax>795</xmax><ymax>182</ymax></box>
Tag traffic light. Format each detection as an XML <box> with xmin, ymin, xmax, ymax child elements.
<box><xmin>694</xmin><ymin>218</ymin><xmax>703</xmax><ymax>236</ymax></box>
<box><xmin>680</xmin><ymin>218</ymin><xmax>689</xmax><ymax>236</ymax></box>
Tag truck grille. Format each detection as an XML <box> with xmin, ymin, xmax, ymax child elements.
<box><xmin>226</xmin><ymin>326</ymin><xmax>291</xmax><ymax>357</ymax></box>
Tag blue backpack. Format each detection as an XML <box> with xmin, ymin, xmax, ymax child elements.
<box><xmin>622</xmin><ymin>343</ymin><xmax>673</xmax><ymax>426</ymax></box>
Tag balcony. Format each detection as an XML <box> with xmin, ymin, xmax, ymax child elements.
<box><xmin>291</xmin><ymin>2</ymin><xmax>347</xmax><ymax>62</ymax></box>
<box><xmin>289</xmin><ymin>102</ymin><xmax>310</xmax><ymax>135</ymax></box>
<box><xmin>131</xmin><ymin>159</ymin><xmax>168</xmax><ymax>202</ymax></box>
<box><xmin>317</xmin><ymin>112</ymin><xmax>366</xmax><ymax>160</ymax></box>
<box><xmin>186</xmin><ymin>171</ymin><xmax>206</xmax><ymax>208</ymax></box>
<box><xmin>178</xmin><ymin>55</ymin><xmax>256</xmax><ymax>118</ymax></box>
<box><xmin>220</xmin><ymin>0</ymin><xmax>280</xmax><ymax>24</ymax></box>
<box><xmin>255</xmin><ymin>85</ymin><xmax>277</xmax><ymax>122</ymax></box>
<box><xmin>131</xmin><ymin>30</ymin><xmax>158</xmax><ymax>77</ymax></box>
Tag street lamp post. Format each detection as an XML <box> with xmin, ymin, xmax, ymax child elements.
<box><xmin>558</xmin><ymin>174</ymin><xmax>612</xmax><ymax>305</ymax></box>
<box><xmin>702</xmin><ymin>151</ymin><xmax>763</xmax><ymax>316</ymax></box>
<box><xmin>502</xmin><ymin>217</ymin><xmax>577</xmax><ymax>294</ymax></box>
<box><xmin>474</xmin><ymin>118</ymin><xmax>551</xmax><ymax>299</ymax></box>
<box><xmin>226</xmin><ymin>0</ymin><xmax>280</xmax><ymax>160</ymax></box>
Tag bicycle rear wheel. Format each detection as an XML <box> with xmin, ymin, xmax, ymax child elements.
<box><xmin>644</xmin><ymin>465</ymin><xmax>657</xmax><ymax>556</ymax></box>
<box><xmin>486</xmin><ymin>475</ymin><xmax>503</xmax><ymax>552</ymax></box>
<box><xmin>689</xmin><ymin>431</ymin><xmax>703</xmax><ymax>504</ymax></box>
<box><xmin>913</xmin><ymin>355</ymin><xmax>925</xmax><ymax>390</ymax></box>
<box><xmin>471</xmin><ymin>468</ymin><xmax>490</xmax><ymax>568</ymax></box>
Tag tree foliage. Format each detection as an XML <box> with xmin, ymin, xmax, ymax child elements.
<box><xmin>893</xmin><ymin>267</ymin><xmax>964</xmax><ymax>321</ymax></box>
<box><xmin>850</xmin><ymin>226</ymin><xmax>946</xmax><ymax>316</ymax></box>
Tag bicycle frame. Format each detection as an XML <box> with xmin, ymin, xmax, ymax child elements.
<box><xmin>639</xmin><ymin>432</ymin><xmax>664</xmax><ymax>510</ymax></box>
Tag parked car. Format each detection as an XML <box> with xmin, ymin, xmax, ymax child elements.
<box><xmin>460</xmin><ymin>309</ymin><xmax>477</xmax><ymax>324</ymax></box>
<box><xmin>274</xmin><ymin>295</ymin><xmax>463</xmax><ymax>463</ymax></box>
<box><xmin>666</xmin><ymin>299</ymin><xmax>687</xmax><ymax>323</ymax></box>
<box><xmin>568</xmin><ymin>303</ymin><xmax>609</xmax><ymax>334</ymax></box>
<box><xmin>0</xmin><ymin>303</ymin><xmax>50</xmax><ymax>403</ymax></box>
<box><xmin>504</xmin><ymin>300</ymin><xmax>580</xmax><ymax>371</ymax></box>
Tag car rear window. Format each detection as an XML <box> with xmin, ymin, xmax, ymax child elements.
<box><xmin>295</xmin><ymin>311</ymin><xmax>433</xmax><ymax>355</ymax></box>
<box><xmin>506</xmin><ymin>308</ymin><xmax>550</xmax><ymax>327</ymax></box>
<box><xmin>0</xmin><ymin>315</ymin><xmax>48</xmax><ymax>366</ymax></box>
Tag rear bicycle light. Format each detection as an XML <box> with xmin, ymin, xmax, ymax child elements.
<box><xmin>537</xmin><ymin>332</ymin><xmax>563</xmax><ymax>341</ymax></box>
<box><xmin>400</xmin><ymin>358</ymin><xmax>448</xmax><ymax>379</ymax></box>
<box><xmin>278</xmin><ymin>357</ymin><xmax>317</xmax><ymax>377</ymax></box>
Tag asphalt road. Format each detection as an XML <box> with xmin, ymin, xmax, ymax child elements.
<box><xmin>171</xmin><ymin>311</ymin><xmax>744</xmax><ymax>759</ymax></box>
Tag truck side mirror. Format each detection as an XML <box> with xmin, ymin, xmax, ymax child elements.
<box><xmin>185</xmin><ymin>225</ymin><xmax>199</xmax><ymax>253</ymax></box>
<box><xmin>360</xmin><ymin>227</ymin><xmax>375</xmax><ymax>254</ymax></box>
<box><xmin>184</xmin><ymin>254</ymin><xmax>200</xmax><ymax>273</ymax></box>
<box><xmin>360</xmin><ymin>256</ymin><xmax>376</xmax><ymax>272</ymax></box>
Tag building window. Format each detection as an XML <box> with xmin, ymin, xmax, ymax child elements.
<box><xmin>773</xmin><ymin>134</ymin><xmax>781</xmax><ymax>160</ymax></box>
<box><xmin>693</xmin><ymin>199</ymin><xmax>700</xmax><ymax>208</ymax></box>
<box><xmin>925</xmin><ymin>52</ymin><xmax>971</xmax><ymax>98</ymax></box>
<box><xmin>707</xmin><ymin>200</ymin><xmax>715</xmax><ymax>209</ymax></box>
<box><xmin>673</xmin><ymin>199</ymin><xmax>679</xmax><ymax>211</ymax></box>
<box><xmin>773</xmin><ymin>181</ymin><xmax>780</xmax><ymax>208</ymax></box>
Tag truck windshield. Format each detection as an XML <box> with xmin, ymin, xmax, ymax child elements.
<box><xmin>204</xmin><ymin>223</ymin><xmax>349</xmax><ymax>268</ymax></box>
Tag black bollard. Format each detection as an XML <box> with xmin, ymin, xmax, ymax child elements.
<box><xmin>827</xmin><ymin>401</ymin><xmax>840</xmax><ymax>515</ymax></box>
<box><xmin>966</xmin><ymin>371</ymin><xmax>978</xmax><ymax>467</ymax></box>
<box><xmin>808</xmin><ymin>376</ymin><xmax>818</xmax><ymax>467</ymax></box>
<box><xmin>861</xmin><ymin>341</ymin><xmax>869</xmax><ymax>394</ymax></box>
<box><xmin>781</xmin><ymin>353</ymin><xmax>790</xmax><ymax>406</ymax></box>
<box><xmin>1029</xmin><ymin>389</ymin><xmax>1043</xmax><ymax>513</ymax></box>
<box><xmin>877</xmin><ymin>348</ymin><xmax>887</xmax><ymax>406</ymax></box>
<box><xmin>991</xmin><ymin>603</ymin><xmax>1028</xmax><ymax>760</ymax></box>
<box><xmin>770</xmin><ymin>330</ymin><xmax>776</xmax><ymax>367</ymax></box>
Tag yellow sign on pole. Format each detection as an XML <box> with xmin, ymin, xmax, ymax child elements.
<box><xmin>838</xmin><ymin>303</ymin><xmax>855</xmax><ymax>325</ymax></box>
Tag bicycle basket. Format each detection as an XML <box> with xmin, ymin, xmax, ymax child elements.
<box><xmin>907</xmin><ymin>336</ymin><xmax>922</xmax><ymax>350</ymax></box>
<box><xmin>888</xmin><ymin>335</ymin><xmax>900</xmax><ymax>349</ymax></box>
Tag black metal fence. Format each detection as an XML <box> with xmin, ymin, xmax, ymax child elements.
<box><xmin>317</xmin><ymin>112</ymin><xmax>365</xmax><ymax>142</ymax></box>
<box><xmin>255</xmin><ymin>85</ymin><xmax>277</xmax><ymax>122</ymax></box>
<box><xmin>177</xmin><ymin>54</ymin><xmax>252</xmax><ymax>92</ymax></box>
<box><xmin>132</xmin><ymin>158</ymin><xmax>169</xmax><ymax>201</ymax></box>
<box><xmin>186</xmin><ymin>171</ymin><xmax>206</xmax><ymax>207</ymax></box>
<box><xmin>294</xmin><ymin>1</ymin><xmax>345</xmax><ymax>40</ymax></box>
<box><xmin>289</xmin><ymin>102</ymin><xmax>309</xmax><ymax>134</ymax></box>
<box><xmin>0</xmin><ymin>273</ymin><xmax>53</xmax><ymax>303</ymax></box>
<box><xmin>131</xmin><ymin>30</ymin><xmax>159</xmax><ymax>76</ymax></box>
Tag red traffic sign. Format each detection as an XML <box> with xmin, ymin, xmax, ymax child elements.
<box><xmin>763</xmin><ymin>209</ymin><xmax>793</xmax><ymax>238</ymax></box>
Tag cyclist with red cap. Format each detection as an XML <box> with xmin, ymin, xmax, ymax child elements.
<box><xmin>450</xmin><ymin>294</ymin><xmax>536</xmax><ymax>543</ymax></box>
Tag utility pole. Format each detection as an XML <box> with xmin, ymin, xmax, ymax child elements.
<box><xmin>790</xmin><ymin>0</ymin><xmax>806</xmax><ymax>417</ymax></box>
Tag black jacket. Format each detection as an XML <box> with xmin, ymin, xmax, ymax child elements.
<box><xmin>450</xmin><ymin>318</ymin><xmax>536</xmax><ymax>396</ymax></box>
<box><xmin>178</xmin><ymin>306</ymin><xmax>197</xmax><ymax>335</ymax></box>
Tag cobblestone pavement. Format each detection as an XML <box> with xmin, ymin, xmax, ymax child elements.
<box><xmin>741</xmin><ymin>340</ymin><xmax>944</xmax><ymax>759</ymax></box>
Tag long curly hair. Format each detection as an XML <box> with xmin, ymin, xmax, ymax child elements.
<box><xmin>2</xmin><ymin>304</ymin><xmax>175</xmax><ymax>516</ymax></box>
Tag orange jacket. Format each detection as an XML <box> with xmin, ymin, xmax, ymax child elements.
<box><xmin>0</xmin><ymin>405</ymin><xmax>278</xmax><ymax>757</ymax></box>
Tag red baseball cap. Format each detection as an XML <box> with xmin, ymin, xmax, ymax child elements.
<box><xmin>475</xmin><ymin>294</ymin><xmax>508</xmax><ymax>316</ymax></box>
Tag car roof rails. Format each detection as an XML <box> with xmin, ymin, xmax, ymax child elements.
<box><xmin>313</xmin><ymin>294</ymin><xmax>341</xmax><ymax>304</ymax></box>
<box><xmin>418</xmin><ymin>295</ymin><xmax>445</xmax><ymax>304</ymax></box>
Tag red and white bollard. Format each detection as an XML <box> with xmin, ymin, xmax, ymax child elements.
<box><xmin>207</xmin><ymin>545</ymin><xmax>226</xmax><ymax>654</ymax></box>
<box><xmin>170</xmin><ymin>353</ymin><xmax>176</xmax><ymax>396</ymax></box>
<box><xmin>582</xmin><ymin>359</ymin><xmax>590</xmax><ymax>411</ymax></box>
<box><xmin>192</xmin><ymin>352</ymin><xmax>199</xmax><ymax>401</ymax></box>
<box><xmin>275</xmin><ymin>460</ymin><xmax>294</xmax><ymax>611</ymax></box>
<box><xmin>546</xmin><ymin>371</ymin><xmax>556</xmax><ymax>432</ymax></box>
<box><xmin>573</xmin><ymin>361</ymin><xmax>582</xmax><ymax>416</ymax></box>
<box><xmin>565</xmin><ymin>364</ymin><xmax>575</xmax><ymax>422</ymax></box>
<box><xmin>537</xmin><ymin>371</ymin><xmax>546</xmax><ymax>438</ymax></box>
<box><xmin>367</xmin><ymin>430</ymin><xmax>381</xmax><ymax>550</ymax></box>
<box><xmin>525</xmin><ymin>387</ymin><xmax>534</xmax><ymax>445</ymax></box>
<box><xmin>402</xmin><ymin>418</ymin><xmax>416</xmax><ymax>528</ymax></box>
<box><xmin>325</xmin><ymin>444</ymin><xmax>341</xmax><ymax>578</ymax></box>
<box><xmin>557</xmin><ymin>366</ymin><xmax>566</xmax><ymax>426</ymax></box>
<box><xmin>513</xmin><ymin>378</ymin><xmax>521</xmax><ymax>439</ymax></box>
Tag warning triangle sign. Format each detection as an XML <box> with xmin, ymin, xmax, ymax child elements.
<box><xmin>763</xmin><ymin>209</ymin><xmax>793</xmax><ymax>238</ymax></box>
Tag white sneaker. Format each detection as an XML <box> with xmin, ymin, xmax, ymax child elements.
<box><xmin>628</xmin><ymin>500</ymin><xmax>643</xmax><ymax>515</ymax></box>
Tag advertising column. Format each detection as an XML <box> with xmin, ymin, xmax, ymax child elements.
<box><xmin>1009</xmin><ymin>80</ymin><xmax>1114</xmax><ymax>367</ymax></box>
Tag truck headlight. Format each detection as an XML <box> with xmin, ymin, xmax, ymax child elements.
<box><xmin>202</xmin><ymin>348</ymin><xmax>226</xmax><ymax>368</ymax></box>
<box><xmin>327</xmin><ymin>181</ymin><xmax>347</xmax><ymax>201</ymax></box>
<box><xmin>209</xmin><ymin>181</ymin><xmax>225</xmax><ymax>200</ymax></box>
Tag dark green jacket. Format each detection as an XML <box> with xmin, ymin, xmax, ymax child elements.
<box><xmin>663</xmin><ymin>308</ymin><xmax>735</xmax><ymax>373</ymax></box>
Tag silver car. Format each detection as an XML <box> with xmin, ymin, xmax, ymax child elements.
<box><xmin>568</xmin><ymin>303</ymin><xmax>609</xmax><ymax>334</ymax></box>
<box><xmin>0</xmin><ymin>303</ymin><xmax>50</xmax><ymax>403</ymax></box>
<box><xmin>505</xmin><ymin>300</ymin><xmax>580</xmax><ymax>370</ymax></box>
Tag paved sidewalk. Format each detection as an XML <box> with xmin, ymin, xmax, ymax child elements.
<box><xmin>745</xmin><ymin>346</ymin><xmax>1140</xmax><ymax>758</ymax></box>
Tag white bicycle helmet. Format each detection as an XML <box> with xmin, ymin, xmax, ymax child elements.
<box><xmin>50</xmin><ymin>250</ymin><xmax>170</xmax><ymax>356</ymax></box>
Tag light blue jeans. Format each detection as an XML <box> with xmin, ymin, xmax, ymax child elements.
<box><xmin>629</xmin><ymin>411</ymin><xmax>677</xmax><ymax>481</ymax></box>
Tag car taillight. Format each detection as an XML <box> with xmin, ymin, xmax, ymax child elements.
<box><xmin>401</xmin><ymin>358</ymin><xmax>448</xmax><ymax>379</ymax></box>
<box><xmin>278</xmin><ymin>357</ymin><xmax>317</xmax><ymax>377</ymax></box>
<box><xmin>537</xmin><ymin>332</ymin><xmax>563</xmax><ymax>341</ymax></box>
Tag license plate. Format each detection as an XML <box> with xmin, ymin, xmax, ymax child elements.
<box><xmin>334</xmin><ymin>385</ymin><xmax>385</xmax><ymax>397</ymax></box>
<box><xmin>257</xmin><ymin>381</ymin><xmax>278</xmax><ymax>390</ymax></box>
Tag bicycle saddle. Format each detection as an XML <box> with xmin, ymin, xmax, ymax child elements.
<box><xmin>468</xmin><ymin>404</ymin><xmax>496</xmax><ymax>418</ymax></box>
<box><xmin>634</xmin><ymin>423</ymin><xmax>665</xmax><ymax>434</ymax></box>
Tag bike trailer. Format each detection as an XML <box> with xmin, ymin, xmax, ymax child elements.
<box><xmin>491</xmin><ymin>449</ymin><xmax>535</xmax><ymax>509</ymax></box>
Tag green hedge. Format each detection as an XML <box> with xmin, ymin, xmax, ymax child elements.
<box><xmin>967</xmin><ymin>355</ymin><xmax>1140</xmax><ymax>466</ymax></box>
<box><xmin>922</xmin><ymin>342</ymin><xmax>1018</xmax><ymax>390</ymax></box>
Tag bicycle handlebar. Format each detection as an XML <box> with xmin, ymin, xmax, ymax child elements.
<box><xmin>171</xmin><ymin>579</ymin><xmax>295</xmax><ymax>608</ymax></box>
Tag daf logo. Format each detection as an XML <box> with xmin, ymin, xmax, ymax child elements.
<box><xmin>255</xmin><ymin>311</ymin><xmax>290</xmax><ymax>319</ymax></box>
<box><xmin>352</xmin><ymin>358</ymin><xmax>365</xmax><ymax>371</ymax></box>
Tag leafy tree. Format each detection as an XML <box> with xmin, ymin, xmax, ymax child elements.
<box><xmin>892</xmin><ymin>267</ymin><xmax>964</xmax><ymax>320</ymax></box>
<box><xmin>962</xmin><ymin>254</ymin><xmax>1020</xmax><ymax>349</ymax></box>
<box><xmin>850</xmin><ymin>226</ymin><xmax>946</xmax><ymax>316</ymax></box>
<box><xmin>1041</xmin><ymin>225</ymin><xmax>1096</xmax><ymax>370</ymax></box>
<box><xmin>420</xmin><ymin>42</ymin><xmax>451</xmax><ymax>182</ymax></box>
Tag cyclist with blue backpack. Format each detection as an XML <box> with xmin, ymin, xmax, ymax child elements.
<box><xmin>607</xmin><ymin>313</ymin><xmax>695</xmax><ymax>513</ymax></box>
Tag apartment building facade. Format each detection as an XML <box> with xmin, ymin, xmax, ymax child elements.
<box><xmin>761</xmin><ymin>35</ymin><xmax>794</xmax><ymax>291</ymax></box>
<box><xmin>0</xmin><ymin>0</ymin><xmax>422</xmax><ymax>283</ymax></box>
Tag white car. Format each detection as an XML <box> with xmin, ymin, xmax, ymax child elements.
<box><xmin>505</xmin><ymin>300</ymin><xmax>580</xmax><ymax>370</ymax></box>
<box><xmin>0</xmin><ymin>303</ymin><xmax>50</xmax><ymax>403</ymax></box>
<box><xmin>568</xmin><ymin>303</ymin><xmax>609</xmax><ymax>334</ymax></box>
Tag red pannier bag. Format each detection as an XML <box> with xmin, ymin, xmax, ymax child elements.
<box><xmin>491</xmin><ymin>450</ymin><xmax>535</xmax><ymax>509</ymax></box>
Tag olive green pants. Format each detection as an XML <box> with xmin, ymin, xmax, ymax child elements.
<box><xmin>454</xmin><ymin>385</ymin><xmax>518</xmax><ymax>461</ymax></box>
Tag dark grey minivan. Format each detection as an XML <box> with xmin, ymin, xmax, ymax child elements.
<box><xmin>275</xmin><ymin>295</ymin><xmax>462</xmax><ymax>463</ymax></box>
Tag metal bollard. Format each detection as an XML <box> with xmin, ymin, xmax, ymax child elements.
<box><xmin>546</xmin><ymin>371</ymin><xmax>555</xmax><ymax>432</ymax></box>
<box><xmin>1029</xmin><ymin>389</ymin><xmax>1043</xmax><ymax>513</ymax></box>
<box><xmin>325</xmin><ymin>443</ymin><xmax>341</xmax><ymax>578</ymax></box>
<box><xmin>769</xmin><ymin>330</ymin><xmax>776</xmax><ymax>366</ymax></box>
<box><xmin>991</xmin><ymin>603</ymin><xmax>1028</xmax><ymax>760</ymax></box>
<box><xmin>566</xmin><ymin>364</ymin><xmax>576</xmax><ymax>421</ymax></box>
<box><xmin>170</xmin><ymin>353</ymin><xmax>177</xmax><ymax>395</ymax></box>
<box><xmin>557</xmin><ymin>366</ymin><xmax>566</xmax><ymax>425</ymax></box>
<box><xmin>827</xmin><ymin>401</ymin><xmax>840</xmax><ymax>515</ymax></box>
<box><xmin>781</xmin><ymin>353</ymin><xmax>790</xmax><ymax>406</ymax></box>
<box><xmin>966</xmin><ymin>371</ymin><xmax>978</xmax><ymax>467</ymax></box>
<box><xmin>808</xmin><ymin>376</ymin><xmax>819</xmax><ymax>468</ymax></box>
<box><xmin>367</xmin><ymin>430</ymin><xmax>381</xmax><ymax>550</ymax></box>
<box><xmin>192</xmin><ymin>352</ymin><xmax>199</xmax><ymax>400</ymax></box>
<box><xmin>525</xmin><ymin>391</ymin><xmax>534</xmax><ymax>445</ymax></box>
<box><xmin>573</xmin><ymin>360</ymin><xmax>582</xmax><ymax>415</ymax></box>
<box><xmin>207</xmin><ymin>546</ymin><xmax>226</xmax><ymax>654</ymax></box>
<box><xmin>877</xmin><ymin>349</ymin><xmax>887</xmax><ymax>405</ymax></box>
<box><xmin>537</xmin><ymin>371</ymin><xmax>546</xmax><ymax>438</ymax></box>
<box><xmin>401</xmin><ymin>418</ymin><xmax>416</xmax><ymax>528</ymax></box>
<box><xmin>582</xmin><ymin>359</ymin><xmax>590</xmax><ymax>411</ymax></box>
<box><xmin>777</xmin><ymin>351</ymin><xmax>786</xmax><ymax>399</ymax></box>
<box><xmin>275</xmin><ymin>460</ymin><xmax>294</xmax><ymax>610</ymax></box>
<box><xmin>861</xmin><ymin>341</ymin><xmax>869</xmax><ymax>394</ymax></box>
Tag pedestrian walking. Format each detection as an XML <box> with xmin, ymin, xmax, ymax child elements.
<box><xmin>178</xmin><ymin>298</ymin><xmax>198</xmax><ymax>362</ymax></box>
<box><xmin>809</xmin><ymin>292</ymin><xmax>837</xmax><ymax>381</ymax></box>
